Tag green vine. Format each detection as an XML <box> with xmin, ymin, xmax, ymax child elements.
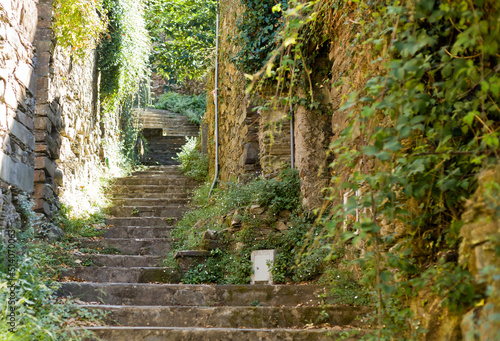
<box><xmin>232</xmin><ymin>0</ymin><xmax>288</xmax><ymax>74</ymax></box>
<box><xmin>97</xmin><ymin>0</ymin><xmax>150</xmax><ymax>165</ymax></box>
<box><xmin>53</xmin><ymin>0</ymin><xmax>108</xmax><ymax>59</ymax></box>
<box><xmin>239</xmin><ymin>0</ymin><xmax>499</xmax><ymax>338</ymax></box>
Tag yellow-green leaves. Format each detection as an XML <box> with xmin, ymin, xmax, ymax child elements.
<box><xmin>53</xmin><ymin>0</ymin><xmax>107</xmax><ymax>59</ymax></box>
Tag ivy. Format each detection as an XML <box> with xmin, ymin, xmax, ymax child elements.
<box><xmin>240</xmin><ymin>0</ymin><xmax>499</xmax><ymax>338</ymax></box>
<box><xmin>97</xmin><ymin>0</ymin><xmax>150</xmax><ymax>165</ymax></box>
<box><xmin>232</xmin><ymin>0</ymin><xmax>288</xmax><ymax>74</ymax></box>
<box><xmin>98</xmin><ymin>0</ymin><xmax>150</xmax><ymax>103</ymax></box>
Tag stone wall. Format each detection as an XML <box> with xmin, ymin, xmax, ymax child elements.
<box><xmin>1</xmin><ymin>0</ymin><xmax>118</xmax><ymax>225</ymax></box>
<box><xmin>204</xmin><ymin>0</ymin><xmax>261</xmax><ymax>182</ymax></box>
<box><xmin>33</xmin><ymin>0</ymin><xmax>116</xmax><ymax>217</ymax></box>
<box><xmin>0</xmin><ymin>0</ymin><xmax>38</xmax><ymax>230</ymax></box>
<box><xmin>204</xmin><ymin>1</ymin><xmax>373</xmax><ymax>208</ymax></box>
<box><xmin>459</xmin><ymin>165</ymin><xmax>500</xmax><ymax>341</ymax></box>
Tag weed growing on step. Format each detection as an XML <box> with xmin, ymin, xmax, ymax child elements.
<box><xmin>174</xmin><ymin>137</ymin><xmax>209</xmax><ymax>181</ymax></box>
<box><xmin>154</xmin><ymin>91</ymin><xmax>206</xmax><ymax>125</ymax></box>
<box><xmin>168</xmin><ymin>168</ymin><xmax>342</xmax><ymax>284</ymax></box>
<box><xmin>0</xmin><ymin>199</ymin><xmax>105</xmax><ymax>340</ymax></box>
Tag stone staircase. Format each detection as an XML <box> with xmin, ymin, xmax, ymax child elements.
<box><xmin>59</xmin><ymin>109</ymin><xmax>366</xmax><ymax>340</ymax></box>
<box><xmin>140</xmin><ymin>108</ymin><xmax>199</xmax><ymax>165</ymax></box>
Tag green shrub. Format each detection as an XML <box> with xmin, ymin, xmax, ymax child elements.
<box><xmin>174</xmin><ymin>137</ymin><xmax>209</xmax><ymax>181</ymax></box>
<box><xmin>0</xmin><ymin>199</ymin><xmax>105</xmax><ymax>340</ymax></box>
<box><xmin>169</xmin><ymin>168</ymin><xmax>329</xmax><ymax>284</ymax></box>
<box><xmin>154</xmin><ymin>92</ymin><xmax>206</xmax><ymax>125</ymax></box>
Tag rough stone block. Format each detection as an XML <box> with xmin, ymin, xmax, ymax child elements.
<box><xmin>15</xmin><ymin>110</ymin><xmax>34</xmax><ymax>130</ymax></box>
<box><xmin>34</xmin><ymin>183</ymin><xmax>53</xmax><ymax>200</ymax></box>
<box><xmin>35</xmin><ymin>130</ymin><xmax>48</xmax><ymax>142</ymax></box>
<box><xmin>34</xmin><ymin>28</ymin><xmax>51</xmax><ymax>42</ymax></box>
<box><xmin>47</xmin><ymin>134</ymin><xmax>60</xmax><ymax>159</ymax></box>
<box><xmin>251</xmin><ymin>249</ymin><xmax>276</xmax><ymax>284</ymax></box>
<box><xmin>34</xmin><ymin>198</ymin><xmax>52</xmax><ymax>216</ymax></box>
<box><xmin>37</xmin><ymin>2</ymin><xmax>53</xmax><ymax>21</ymax></box>
<box><xmin>4</xmin><ymin>83</ymin><xmax>18</xmax><ymax>109</ymax></box>
<box><xmin>34</xmin><ymin>169</ymin><xmax>46</xmax><ymax>183</ymax></box>
<box><xmin>35</xmin><ymin>103</ymin><xmax>61</xmax><ymax>128</ymax></box>
<box><xmin>35</xmin><ymin>156</ymin><xmax>56</xmax><ymax>177</ymax></box>
<box><xmin>14</xmin><ymin>62</ymin><xmax>33</xmax><ymax>89</ymax></box>
<box><xmin>35</xmin><ymin>116</ymin><xmax>52</xmax><ymax>132</ymax></box>
<box><xmin>0</xmin><ymin>150</ymin><xmax>34</xmax><ymax>192</ymax></box>
<box><xmin>9</xmin><ymin>118</ymin><xmax>35</xmax><ymax>149</ymax></box>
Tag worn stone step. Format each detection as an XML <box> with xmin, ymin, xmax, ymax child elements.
<box><xmin>77</xmin><ymin>255</ymin><xmax>162</xmax><ymax>267</ymax></box>
<box><xmin>61</xmin><ymin>267</ymin><xmax>179</xmax><ymax>283</ymax></box>
<box><xmin>130</xmin><ymin>171</ymin><xmax>182</xmax><ymax>177</ymax></box>
<box><xmin>111</xmin><ymin>192</ymin><xmax>191</xmax><ymax>200</ymax></box>
<box><xmin>130</xmin><ymin>167</ymin><xmax>181</xmax><ymax>176</ymax></box>
<box><xmin>102</xmin><ymin>226</ymin><xmax>172</xmax><ymax>239</ymax></box>
<box><xmin>81</xmin><ymin>326</ymin><xmax>365</xmax><ymax>341</ymax></box>
<box><xmin>78</xmin><ymin>238</ymin><xmax>171</xmax><ymax>256</ymax></box>
<box><xmin>144</xmin><ymin>152</ymin><xmax>182</xmax><ymax>159</ymax></box>
<box><xmin>114</xmin><ymin>177</ymin><xmax>197</xmax><ymax>186</ymax></box>
<box><xmin>108</xmin><ymin>205</ymin><xmax>190</xmax><ymax>218</ymax></box>
<box><xmin>114</xmin><ymin>174</ymin><xmax>195</xmax><ymax>181</ymax></box>
<box><xmin>105</xmin><ymin>217</ymin><xmax>182</xmax><ymax>227</ymax></box>
<box><xmin>111</xmin><ymin>198</ymin><xmax>191</xmax><ymax>207</ymax></box>
<box><xmin>144</xmin><ymin>160</ymin><xmax>180</xmax><ymax>166</ymax></box>
<box><xmin>60</xmin><ymin>284</ymin><xmax>329</xmax><ymax>307</ymax></box>
<box><xmin>147</xmin><ymin>141</ymin><xmax>185</xmax><ymax>147</ymax></box>
<box><xmin>110</xmin><ymin>185</ymin><xmax>198</xmax><ymax>195</ymax></box>
<box><xmin>89</xmin><ymin>305</ymin><xmax>362</xmax><ymax>328</ymax></box>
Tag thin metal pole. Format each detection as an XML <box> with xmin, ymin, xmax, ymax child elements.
<box><xmin>290</xmin><ymin>104</ymin><xmax>295</xmax><ymax>169</ymax></box>
<box><xmin>209</xmin><ymin>0</ymin><xmax>220</xmax><ymax>197</ymax></box>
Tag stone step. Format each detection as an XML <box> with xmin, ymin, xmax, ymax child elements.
<box><xmin>114</xmin><ymin>174</ymin><xmax>195</xmax><ymax>181</ymax></box>
<box><xmin>142</xmin><ymin>130</ymin><xmax>198</xmax><ymax>136</ymax></box>
<box><xmin>143</xmin><ymin>160</ymin><xmax>180</xmax><ymax>166</ymax></box>
<box><xmin>146</xmin><ymin>149</ymin><xmax>182</xmax><ymax>155</ymax></box>
<box><xmin>130</xmin><ymin>170</ymin><xmax>181</xmax><ymax>176</ymax></box>
<box><xmin>108</xmin><ymin>205</ymin><xmax>189</xmax><ymax>218</ymax></box>
<box><xmin>142</xmin><ymin>123</ymin><xmax>198</xmax><ymax>129</ymax></box>
<box><xmin>141</xmin><ymin>116</ymin><xmax>195</xmax><ymax>120</ymax></box>
<box><xmin>102</xmin><ymin>226</ymin><xmax>173</xmax><ymax>239</ymax></box>
<box><xmin>105</xmin><ymin>217</ymin><xmax>183</xmax><ymax>227</ymax></box>
<box><xmin>111</xmin><ymin>198</ymin><xmax>191</xmax><ymax>207</ymax></box>
<box><xmin>131</xmin><ymin>167</ymin><xmax>181</xmax><ymax>176</ymax></box>
<box><xmin>80</xmin><ymin>326</ymin><xmax>365</xmax><ymax>341</ymax></box>
<box><xmin>61</xmin><ymin>267</ymin><xmax>179</xmax><ymax>283</ymax></box>
<box><xmin>88</xmin><ymin>305</ymin><xmax>362</xmax><ymax>329</ymax></box>
<box><xmin>78</xmin><ymin>238</ymin><xmax>171</xmax><ymax>256</ymax></box>
<box><xmin>141</xmin><ymin>118</ymin><xmax>198</xmax><ymax>125</ymax></box>
<box><xmin>59</xmin><ymin>283</ymin><xmax>329</xmax><ymax>307</ymax></box>
<box><xmin>109</xmin><ymin>185</ymin><xmax>198</xmax><ymax>194</ymax></box>
<box><xmin>144</xmin><ymin>152</ymin><xmax>182</xmax><ymax>159</ymax></box>
<box><xmin>77</xmin><ymin>255</ymin><xmax>162</xmax><ymax>267</ymax></box>
<box><xmin>111</xmin><ymin>192</ymin><xmax>191</xmax><ymax>200</ymax></box>
<box><xmin>113</xmin><ymin>178</ymin><xmax>197</xmax><ymax>186</ymax></box>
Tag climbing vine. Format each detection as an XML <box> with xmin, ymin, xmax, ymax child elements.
<box><xmin>237</xmin><ymin>0</ymin><xmax>499</xmax><ymax>338</ymax></box>
<box><xmin>53</xmin><ymin>0</ymin><xmax>108</xmax><ymax>58</ymax></box>
<box><xmin>97</xmin><ymin>0</ymin><xmax>150</xmax><ymax>165</ymax></box>
<box><xmin>231</xmin><ymin>0</ymin><xmax>288</xmax><ymax>74</ymax></box>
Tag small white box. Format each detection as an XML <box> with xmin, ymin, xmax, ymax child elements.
<box><xmin>251</xmin><ymin>249</ymin><xmax>276</xmax><ymax>284</ymax></box>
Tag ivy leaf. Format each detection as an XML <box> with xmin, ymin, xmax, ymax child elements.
<box><xmin>384</xmin><ymin>140</ymin><xmax>403</xmax><ymax>151</ymax></box>
<box><xmin>363</xmin><ymin>145</ymin><xmax>379</xmax><ymax>156</ymax></box>
<box><xmin>463</xmin><ymin>111</ymin><xmax>476</xmax><ymax>126</ymax></box>
<box><xmin>376</xmin><ymin>151</ymin><xmax>392</xmax><ymax>161</ymax></box>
